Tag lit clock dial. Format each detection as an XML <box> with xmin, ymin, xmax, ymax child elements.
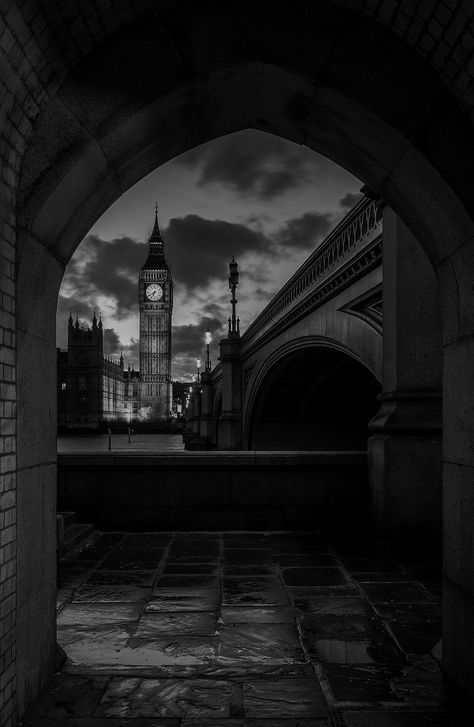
<box><xmin>145</xmin><ymin>283</ymin><xmax>163</xmax><ymax>301</ymax></box>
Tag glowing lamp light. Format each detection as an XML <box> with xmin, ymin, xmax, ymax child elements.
<box><xmin>196</xmin><ymin>356</ymin><xmax>201</xmax><ymax>369</ymax></box>
<box><xmin>205</xmin><ymin>329</ymin><xmax>212</xmax><ymax>345</ymax></box>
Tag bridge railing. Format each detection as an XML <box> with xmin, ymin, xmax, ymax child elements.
<box><xmin>241</xmin><ymin>197</ymin><xmax>382</xmax><ymax>351</ymax></box>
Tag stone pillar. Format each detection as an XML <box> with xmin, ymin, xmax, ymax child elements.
<box><xmin>191</xmin><ymin>385</ymin><xmax>201</xmax><ymax>436</ymax></box>
<box><xmin>368</xmin><ymin>208</ymin><xmax>442</xmax><ymax>539</ymax></box>
<box><xmin>16</xmin><ymin>232</ymin><xmax>62</xmax><ymax>716</ymax></box>
<box><xmin>217</xmin><ymin>336</ymin><xmax>242</xmax><ymax>450</ymax></box>
<box><xmin>199</xmin><ymin>370</ymin><xmax>214</xmax><ymax>446</ymax></box>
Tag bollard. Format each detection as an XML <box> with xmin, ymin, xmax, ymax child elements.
<box><xmin>108</xmin><ymin>427</ymin><xmax>112</xmax><ymax>450</ymax></box>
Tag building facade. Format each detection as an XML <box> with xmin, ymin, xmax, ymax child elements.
<box><xmin>57</xmin><ymin>210</ymin><xmax>174</xmax><ymax>427</ymax></box>
<box><xmin>58</xmin><ymin>313</ymin><xmax>124</xmax><ymax>429</ymax></box>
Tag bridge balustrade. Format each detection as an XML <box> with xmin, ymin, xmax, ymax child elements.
<box><xmin>241</xmin><ymin>197</ymin><xmax>382</xmax><ymax>353</ymax></box>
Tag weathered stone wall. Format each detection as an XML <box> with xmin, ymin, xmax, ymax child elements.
<box><xmin>57</xmin><ymin>452</ymin><xmax>369</xmax><ymax>531</ymax></box>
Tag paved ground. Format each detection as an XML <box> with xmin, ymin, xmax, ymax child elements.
<box><xmin>58</xmin><ymin>434</ymin><xmax>185</xmax><ymax>453</ymax></box>
<box><xmin>25</xmin><ymin>531</ymin><xmax>472</xmax><ymax>726</ymax></box>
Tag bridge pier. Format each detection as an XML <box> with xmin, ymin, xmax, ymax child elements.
<box><xmin>217</xmin><ymin>335</ymin><xmax>242</xmax><ymax>450</ymax></box>
<box><xmin>368</xmin><ymin>208</ymin><xmax>442</xmax><ymax>540</ymax></box>
<box><xmin>184</xmin><ymin>383</ymin><xmax>206</xmax><ymax>450</ymax></box>
<box><xmin>199</xmin><ymin>370</ymin><xmax>214</xmax><ymax>447</ymax></box>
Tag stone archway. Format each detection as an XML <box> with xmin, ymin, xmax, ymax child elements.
<box><xmin>4</xmin><ymin>2</ymin><xmax>474</xmax><ymax>720</ymax></box>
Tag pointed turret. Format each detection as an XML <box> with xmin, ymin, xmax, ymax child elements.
<box><xmin>75</xmin><ymin>314</ymin><xmax>79</xmax><ymax>330</ymax></box>
<box><xmin>120</xmin><ymin>351</ymin><xmax>124</xmax><ymax>368</ymax></box>
<box><xmin>92</xmin><ymin>310</ymin><xmax>98</xmax><ymax>328</ymax></box>
<box><xmin>142</xmin><ymin>204</ymin><xmax>169</xmax><ymax>271</ymax></box>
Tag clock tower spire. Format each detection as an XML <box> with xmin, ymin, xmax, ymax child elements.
<box><xmin>138</xmin><ymin>205</ymin><xmax>173</xmax><ymax>420</ymax></box>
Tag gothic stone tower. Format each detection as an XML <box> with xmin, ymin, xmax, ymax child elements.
<box><xmin>138</xmin><ymin>208</ymin><xmax>173</xmax><ymax>420</ymax></box>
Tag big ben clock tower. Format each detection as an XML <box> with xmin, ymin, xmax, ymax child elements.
<box><xmin>138</xmin><ymin>206</ymin><xmax>173</xmax><ymax>420</ymax></box>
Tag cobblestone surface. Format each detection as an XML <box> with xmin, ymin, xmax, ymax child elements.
<box><xmin>24</xmin><ymin>531</ymin><xmax>472</xmax><ymax>726</ymax></box>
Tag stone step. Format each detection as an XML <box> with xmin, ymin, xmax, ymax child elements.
<box><xmin>58</xmin><ymin>522</ymin><xmax>94</xmax><ymax>559</ymax></box>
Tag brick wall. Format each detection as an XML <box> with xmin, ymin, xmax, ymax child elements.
<box><xmin>0</xmin><ymin>154</ymin><xmax>18</xmax><ymax>727</ymax></box>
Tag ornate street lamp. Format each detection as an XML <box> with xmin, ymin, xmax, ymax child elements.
<box><xmin>196</xmin><ymin>355</ymin><xmax>201</xmax><ymax>383</ymax></box>
<box><xmin>228</xmin><ymin>257</ymin><xmax>240</xmax><ymax>336</ymax></box>
<box><xmin>204</xmin><ymin>329</ymin><xmax>212</xmax><ymax>371</ymax></box>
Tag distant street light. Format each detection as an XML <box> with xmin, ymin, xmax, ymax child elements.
<box><xmin>228</xmin><ymin>257</ymin><xmax>240</xmax><ymax>336</ymax></box>
<box><xmin>205</xmin><ymin>329</ymin><xmax>212</xmax><ymax>371</ymax></box>
<box><xmin>196</xmin><ymin>355</ymin><xmax>201</xmax><ymax>383</ymax></box>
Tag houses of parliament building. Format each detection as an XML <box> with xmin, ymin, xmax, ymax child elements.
<box><xmin>57</xmin><ymin>210</ymin><xmax>174</xmax><ymax>428</ymax></box>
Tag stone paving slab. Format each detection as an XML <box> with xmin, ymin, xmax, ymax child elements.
<box><xmin>359</xmin><ymin>582</ymin><xmax>436</xmax><ymax>605</ymax></box>
<box><xmin>85</xmin><ymin>571</ymin><xmax>158</xmax><ymax>586</ymax></box>
<box><xmin>181</xmin><ymin>722</ymin><xmax>328</xmax><ymax>727</ymax></box>
<box><xmin>294</xmin><ymin>595</ymin><xmax>373</xmax><ymax>616</ymax></box>
<box><xmin>64</xmin><ymin>664</ymin><xmax>316</xmax><ymax>680</ymax></box>
<box><xmin>218</xmin><ymin>624</ymin><xmax>305</xmax><ymax>665</ymax></box>
<box><xmin>300</xmin><ymin>614</ymin><xmax>405</xmax><ymax>665</ymax></box>
<box><xmin>282</xmin><ymin>567</ymin><xmax>352</xmax><ymax>587</ymax></box>
<box><xmin>221</xmin><ymin>606</ymin><xmax>295</xmax><ymax>624</ymax></box>
<box><xmin>222</xmin><ymin>577</ymin><xmax>289</xmax><ymax>606</ymax></box>
<box><xmin>135</xmin><ymin>611</ymin><xmax>217</xmax><ymax>637</ymax></box>
<box><xmin>339</xmin><ymin>710</ymin><xmax>468</xmax><ymax>726</ymax></box>
<box><xmin>145</xmin><ymin>588</ymin><xmax>219</xmax><ymax>612</ymax></box>
<box><xmin>94</xmin><ymin>677</ymin><xmax>230</xmax><ymax>718</ymax></box>
<box><xmin>243</xmin><ymin>678</ymin><xmax>328</xmax><ymax>718</ymax></box>
<box><xmin>24</xmin><ymin>719</ymin><xmax>179</xmax><ymax>726</ymax></box>
<box><xmin>58</xmin><ymin>603</ymin><xmax>142</xmax><ymax>626</ymax></box>
<box><xmin>72</xmin><ymin>586</ymin><xmax>152</xmax><ymax>603</ymax></box>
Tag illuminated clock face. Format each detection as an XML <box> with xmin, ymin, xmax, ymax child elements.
<box><xmin>145</xmin><ymin>283</ymin><xmax>163</xmax><ymax>301</ymax></box>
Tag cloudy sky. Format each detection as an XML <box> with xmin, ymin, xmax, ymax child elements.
<box><xmin>57</xmin><ymin>130</ymin><xmax>361</xmax><ymax>380</ymax></box>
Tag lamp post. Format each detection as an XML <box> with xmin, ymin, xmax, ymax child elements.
<box><xmin>228</xmin><ymin>257</ymin><xmax>240</xmax><ymax>337</ymax></box>
<box><xmin>196</xmin><ymin>355</ymin><xmax>201</xmax><ymax>383</ymax></box>
<box><xmin>205</xmin><ymin>329</ymin><xmax>212</xmax><ymax>371</ymax></box>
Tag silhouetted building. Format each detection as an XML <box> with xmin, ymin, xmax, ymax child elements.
<box><xmin>58</xmin><ymin>313</ymin><xmax>124</xmax><ymax>429</ymax></box>
<box><xmin>124</xmin><ymin>366</ymin><xmax>140</xmax><ymax>422</ymax></box>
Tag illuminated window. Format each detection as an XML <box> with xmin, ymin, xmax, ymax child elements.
<box><xmin>61</xmin><ymin>382</ymin><xmax>66</xmax><ymax>390</ymax></box>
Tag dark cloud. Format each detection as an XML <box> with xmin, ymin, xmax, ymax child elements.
<box><xmin>276</xmin><ymin>211</ymin><xmax>333</xmax><ymax>251</ymax></box>
<box><xmin>176</xmin><ymin>131</ymin><xmax>319</xmax><ymax>200</ymax></box>
<box><xmin>340</xmin><ymin>192</ymin><xmax>363</xmax><ymax>209</ymax></box>
<box><xmin>172</xmin><ymin>316</ymin><xmax>225</xmax><ymax>357</ymax></box>
<box><xmin>103</xmin><ymin>328</ymin><xmax>121</xmax><ymax>354</ymax></box>
<box><xmin>171</xmin><ymin>315</ymin><xmax>226</xmax><ymax>379</ymax></box>
<box><xmin>165</xmin><ymin>215</ymin><xmax>269</xmax><ymax>289</ymax></box>
<box><xmin>63</xmin><ymin>234</ymin><xmax>145</xmax><ymax>319</ymax></box>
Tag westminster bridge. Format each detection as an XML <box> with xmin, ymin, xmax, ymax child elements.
<box><xmin>185</xmin><ymin>195</ymin><xmax>441</xmax><ymax>539</ymax></box>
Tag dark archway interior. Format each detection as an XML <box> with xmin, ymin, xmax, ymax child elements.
<box><xmin>249</xmin><ymin>347</ymin><xmax>381</xmax><ymax>450</ymax></box>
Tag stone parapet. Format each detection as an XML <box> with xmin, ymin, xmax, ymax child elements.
<box><xmin>58</xmin><ymin>451</ymin><xmax>368</xmax><ymax>531</ymax></box>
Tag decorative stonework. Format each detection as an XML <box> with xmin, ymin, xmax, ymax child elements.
<box><xmin>339</xmin><ymin>285</ymin><xmax>383</xmax><ymax>335</ymax></box>
<box><xmin>243</xmin><ymin>199</ymin><xmax>382</xmax><ymax>353</ymax></box>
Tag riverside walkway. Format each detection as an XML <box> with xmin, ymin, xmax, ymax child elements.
<box><xmin>24</xmin><ymin>530</ymin><xmax>471</xmax><ymax>726</ymax></box>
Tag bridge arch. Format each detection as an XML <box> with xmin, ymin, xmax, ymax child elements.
<box><xmin>5</xmin><ymin>1</ymin><xmax>474</xmax><ymax>714</ymax></box>
<box><xmin>244</xmin><ymin>337</ymin><xmax>381</xmax><ymax>451</ymax></box>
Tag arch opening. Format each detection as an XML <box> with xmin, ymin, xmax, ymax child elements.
<box><xmin>248</xmin><ymin>346</ymin><xmax>381</xmax><ymax>451</ymax></box>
